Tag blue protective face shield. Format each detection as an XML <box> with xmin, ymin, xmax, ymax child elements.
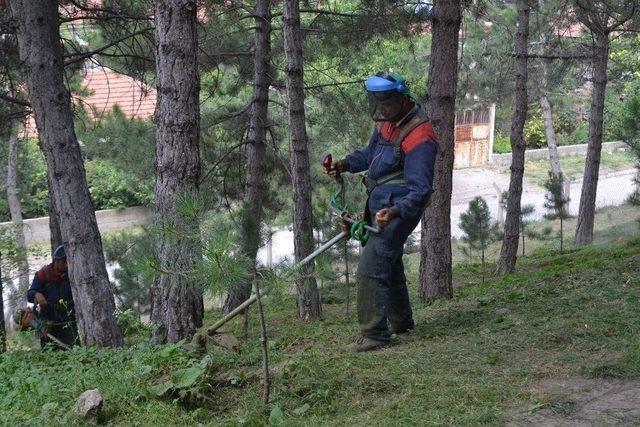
<box><xmin>365</xmin><ymin>74</ymin><xmax>408</xmax><ymax>122</ymax></box>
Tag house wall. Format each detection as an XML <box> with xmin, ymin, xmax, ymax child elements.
<box><xmin>453</xmin><ymin>104</ymin><xmax>495</xmax><ymax>168</ymax></box>
<box><xmin>0</xmin><ymin>206</ymin><xmax>154</xmax><ymax>246</ymax></box>
<box><xmin>489</xmin><ymin>141</ymin><xmax>628</xmax><ymax>167</ymax></box>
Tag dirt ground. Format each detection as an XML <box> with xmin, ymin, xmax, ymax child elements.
<box><xmin>509</xmin><ymin>377</ymin><xmax>640</xmax><ymax>426</ymax></box>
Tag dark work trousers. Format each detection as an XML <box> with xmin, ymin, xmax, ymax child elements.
<box><xmin>40</xmin><ymin>321</ymin><xmax>78</xmax><ymax>350</ymax></box>
<box><xmin>356</xmin><ymin>214</ymin><xmax>421</xmax><ymax>342</ymax></box>
<box><xmin>38</xmin><ymin>304</ymin><xmax>78</xmax><ymax>350</ymax></box>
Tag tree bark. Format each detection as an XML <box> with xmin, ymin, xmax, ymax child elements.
<box><xmin>495</xmin><ymin>0</ymin><xmax>530</xmax><ymax>276</ymax></box>
<box><xmin>496</xmin><ymin>0</ymin><xmax>530</xmax><ymax>274</ymax></box>
<box><xmin>0</xmin><ymin>254</ymin><xmax>5</xmax><ymax>352</ymax></box>
<box><xmin>538</xmin><ymin>60</ymin><xmax>563</xmax><ymax>180</ymax></box>
<box><xmin>47</xmin><ymin>182</ymin><xmax>63</xmax><ymax>254</ymax></box>
<box><xmin>223</xmin><ymin>0</ymin><xmax>272</xmax><ymax>314</ymax></box>
<box><xmin>283</xmin><ymin>0</ymin><xmax>321</xmax><ymax>320</ymax></box>
<box><xmin>150</xmin><ymin>0</ymin><xmax>203</xmax><ymax>343</ymax></box>
<box><xmin>5</xmin><ymin>131</ymin><xmax>29</xmax><ymax>296</ymax></box>
<box><xmin>9</xmin><ymin>0</ymin><xmax>123</xmax><ymax>347</ymax></box>
<box><xmin>574</xmin><ymin>31</ymin><xmax>608</xmax><ymax>246</ymax></box>
<box><xmin>419</xmin><ymin>0</ymin><xmax>461</xmax><ymax>303</ymax></box>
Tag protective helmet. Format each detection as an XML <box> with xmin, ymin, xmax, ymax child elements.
<box><xmin>365</xmin><ymin>71</ymin><xmax>411</xmax><ymax>122</ymax></box>
<box><xmin>53</xmin><ymin>244</ymin><xmax>66</xmax><ymax>260</ymax></box>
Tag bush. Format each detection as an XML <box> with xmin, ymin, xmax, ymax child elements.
<box><xmin>16</xmin><ymin>138</ymin><xmax>49</xmax><ymax>219</ymax></box>
<box><xmin>78</xmin><ymin>107</ymin><xmax>155</xmax><ymax>209</ymax></box>
<box><xmin>86</xmin><ymin>160</ymin><xmax>153</xmax><ymax>209</ymax></box>
<box><xmin>604</xmin><ymin>91</ymin><xmax>627</xmax><ymax>142</ymax></box>
<box><xmin>493</xmin><ymin>133</ymin><xmax>511</xmax><ymax>153</ymax></box>
<box><xmin>559</xmin><ymin>121</ymin><xmax>589</xmax><ymax>146</ymax></box>
<box><xmin>524</xmin><ymin>110</ymin><xmax>546</xmax><ymax>149</ymax></box>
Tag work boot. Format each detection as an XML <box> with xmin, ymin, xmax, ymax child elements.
<box><xmin>389</xmin><ymin>327</ymin><xmax>413</xmax><ymax>336</ymax></box>
<box><xmin>343</xmin><ymin>337</ymin><xmax>389</xmax><ymax>353</ymax></box>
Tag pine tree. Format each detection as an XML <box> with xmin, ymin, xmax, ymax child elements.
<box><xmin>619</xmin><ymin>81</ymin><xmax>640</xmax><ymax>227</ymax></box>
<box><xmin>495</xmin><ymin>0</ymin><xmax>530</xmax><ymax>276</ymax></box>
<box><xmin>543</xmin><ymin>171</ymin><xmax>571</xmax><ymax>252</ymax></box>
<box><xmin>459</xmin><ymin>197</ymin><xmax>498</xmax><ymax>283</ymax></box>
<box><xmin>150</xmin><ymin>0</ymin><xmax>203</xmax><ymax>343</ymax></box>
<box><xmin>419</xmin><ymin>0</ymin><xmax>462</xmax><ymax>303</ymax></box>
<box><xmin>9</xmin><ymin>0</ymin><xmax>123</xmax><ymax>347</ymax></box>
<box><xmin>573</xmin><ymin>0</ymin><xmax>639</xmax><ymax>245</ymax></box>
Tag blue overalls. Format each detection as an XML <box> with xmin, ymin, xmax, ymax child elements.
<box><xmin>343</xmin><ymin>105</ymin><xmax>437</xmax><ymax>341</ymax></box>
<box><xmin>27</xmin><ymin>264</ymin><xmax>78</xmax><ymax>348</ymax></box>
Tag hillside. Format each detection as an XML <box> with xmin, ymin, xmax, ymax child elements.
<box><xmin>2</xmin><ymin>236</ymin><xmax>639</xmax><ymax>425</ymax></box>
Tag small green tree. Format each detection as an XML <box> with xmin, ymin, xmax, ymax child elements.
<box><xmin>519</xmin><ymin>204</ymin><xmax>535</xmax><ymax>257</ymax></box>
<box><xmin>103</xmin><ymin>231</ymin><xmax>154</xmax><ymax>320</ymax></box>
<box><xmin>518</xmin><ymin>204</ymin><xmax>553</xmax><ymax>257</ymax></box>
<box><xmin>500</xmin><ymin>193</ymin><xmax>550</xmax><ymax>256</ymax></box>
<box><xmin>543</xmin><ymin>172</ymin><xmax>571</xmax><ymax>252</ymax></box>
<box><xmin>619</xmin><ymin>80</ymin><xmax>640</xmax><ymax>227</ymax></box>
<box><xmin>460</xmin><ymin>197</ymin><xmax>499</xmax><ymax>283</ymax></box>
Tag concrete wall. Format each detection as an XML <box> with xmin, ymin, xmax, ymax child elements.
<box><xmin>489</xmin><ymin>141</ymin><xmax>628</xmax><ymax>167</ymax></box>
<box><xmin>0</xmin><ymin>206</ymin><xmax>153</xmax><ymax>246</ymax></box>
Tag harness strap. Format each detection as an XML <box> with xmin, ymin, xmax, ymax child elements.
<box><xmin>365</xmin><ymin>109</ymin><xmax>430</xmax><ymax>195</ymax></box>
<box><xmin>391</xmin><ymin>109</ymin><xmax>429</xmax><ymax>167</ymax></box>
<box><xmin>363</xmin><ymin>170</ymin><xmax>405</xmax><ymax>195</ymax></box>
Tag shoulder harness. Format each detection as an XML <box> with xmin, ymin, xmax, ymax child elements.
<box><xmin>365</xmin><ymin>109</ymin><xmax>430</xmax><ymax>194</ymax></box>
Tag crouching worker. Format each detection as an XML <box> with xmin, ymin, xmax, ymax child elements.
<box><xmin>326</xmin><ymin>72</ymin><xmax>438</xmax><ymax>352</ymax></box>
<box><xmin>27</xmin><ymin>244</ymin><xmax>78</xmax><ymax>349</ymax></box>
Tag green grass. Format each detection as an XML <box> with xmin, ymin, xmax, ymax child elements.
<box><xmin>515</xmin><ymin>149</ymin><xmax>636</xmax><ymax>187</ymax></box>
<box><xmin>451</xmin><ymin>202</ymin><xmax>640</xmax><ymax>267</ymax></box>
<box><xmin>3</xmin><ymin>232</ymin><xmax>640</xmax><ymax>425</ymax></box>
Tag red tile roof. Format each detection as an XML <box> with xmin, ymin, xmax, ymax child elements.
<box><xmin>23</xmin><ymin>66</ymin><xmax>156</xmax><ymax>136</ymax></box>
<box><xmin>554</xmin><ymin>23</ymin><xmax>583</xmax><ymax>38</ymax></box>
<box><xmin>80</xmin><ymin>67</ymin><xmax>156</xmax><ymax>121</ymax></box>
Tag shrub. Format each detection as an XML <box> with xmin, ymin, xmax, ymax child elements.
<box><xmin>86</xmin><ymin>160</ymin><xmax>153</xmax><ymax>209</ymax></box>
<box><xmin>493</xmin><ymin>133</ymin><xmax>511</xmax><ymax>153</ymax></box>
<box><xmin>559</xmin><ymin>121</ymin><xmax>589</xmax><ymax>146</ymax></box>
<box><xmin>524</xmin><ymin>110</ymin><xmax>546</xmax><ymax>149</ymax></box>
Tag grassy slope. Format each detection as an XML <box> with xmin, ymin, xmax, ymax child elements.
<box><xmin>451</xmin><ymin>202</ymin><xmax>639</xmax><ymax>267</ymax></box>
<box><xmin>514</xmin><ymin>149</ymin><xmax>636</xmax><ymax>187</ymax></box>
<box><xmin>2</xmin><ymin>237</ymin><xmax>640</xmax><ymax>425</ymax></box>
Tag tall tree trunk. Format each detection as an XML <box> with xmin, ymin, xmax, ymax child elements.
<box><xmin>539</xmin><ymin>60</ymin><xmax>563</xmax><ymax>180</ymax></box>
<box><xmin>536</xmin><ymin>0</ymin><xmax>562</xmax><ymax>182</ymax></box>
<box><xmin>0</xmin><ymin>253</ymin><xmax>5</xmax><ymax>353</ymax></box>
<box><xmin>283</xmin><ymin>0</ymin><xmax>321</xmax><ymax>320</ymax></box>
<box><xmin>223</xmin><ymin>0</ymin><xmax>272</xmax><ymax>314</ymax></box>
<box><xmin>47</xmin><ymin>178</ymin><xmax>63</xmax><ymax>254</ymax></box>
<box><xmin>9</xmin><ymin>0</ymin><xmax>122</xmax><ymax>347</ymax></box>
<box><xmin>575</xmin><ymin>31</ymin><xmax>608</xmax><ymax>246</ymax></box>
<box><xmin>495</xmin><ymin>0</ymin><xmax>530</xmax><ymax>276</ymax></box>
<box><xmin>560</xmin><ymin>216</ymin><xmax>564</xmax><ymax>253</ymax></box>
<box><xmin>6</xmin><ymin>131</ymin><xmax>30</xmax><ymax>297</ymax></box>
<box><xmin>419</xmin><ymin>0</ymin><xmax>461</xmax><ymax>303</ymax></box>
<box><xmin>150</xmin><ymin>0</ymin><xmax>203</xmax><ymax>343</ymax></box>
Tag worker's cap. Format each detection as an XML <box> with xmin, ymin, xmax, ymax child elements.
<box><xmin>53</xmin><ymin>244</ymin><xmax>66</xmax><ymax>260</ymax></box>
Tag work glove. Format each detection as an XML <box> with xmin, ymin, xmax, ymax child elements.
<box><xmin>339</xmin><ymin>217</ymin><xmax>351</xmax><ymax>240</ymax></box>
<box><xmin>35</xmin><ymin>292</ymin><xmax>48</xmax><ymax>306</ymax></box>
<box><xmin>327</xmin><ymin>159</ymin><xmax>346</xmax><ymax>178</ymax></box>
<box><xmin>375</xmin><ymin>206</ymin><xmax>398</xmax><ymax>229</ymax></box>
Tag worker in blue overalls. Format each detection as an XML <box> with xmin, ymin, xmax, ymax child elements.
<box><xmin>326</xmin><ymin>72</ymin><xmax>438</xmax><ymax>352</ymax></box>
<box><xmin>27</xmin><ymin>244</ymin><xmax>78</xmax><ymax>349</ymax></box>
